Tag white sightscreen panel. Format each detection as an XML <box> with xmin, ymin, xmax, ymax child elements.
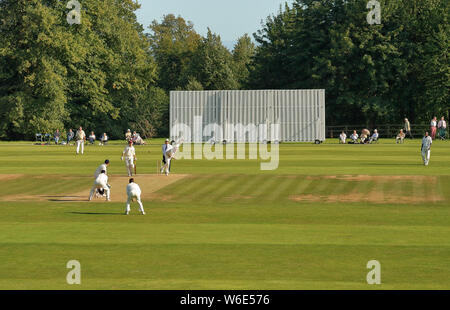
<box><xmin>170</xmin><ymin>90</ymin><xmax>326</xmax><ymax>142</ymax></box>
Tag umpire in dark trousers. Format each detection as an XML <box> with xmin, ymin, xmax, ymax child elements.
<box><xmin>162</xmin><ymin>139</ymin><xmax>171</xmax><ymax>172</ymax></box>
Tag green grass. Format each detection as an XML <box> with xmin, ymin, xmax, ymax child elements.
<box><xmin>0</xmin><ymin>139</ymin><xmax>449</xmax><ymax>289</ymax></box>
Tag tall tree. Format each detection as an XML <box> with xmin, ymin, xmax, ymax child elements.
<box><xmin>232</xmin><ymin>34</ymin><xmax>256</xmax><ymax>89</ymax></box>
<box><xmin>249</xmin><ymin>0</ymin><xmax>449</xmax><ymax>126</ymax></box>
<box><xmin>0</xmin><ymin>0</ymin><xmax>157</xmax><ymax>139</ymax></box>
<box><xmin>148</xmin><ymin>14</ymin><xmax>202</xmax><ymax>92</ymax></box>
<box><xmin>189</xmin><ymin>28</ymin><xmax>239</xmax><ymax>90</ymax></box>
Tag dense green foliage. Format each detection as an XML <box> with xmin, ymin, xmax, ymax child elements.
<box><xmin>249</xmin><ymin>0</ymin><xmax>449</xmax><ymax>126</ymax></box>
<box><xmin>148</xmin><ymin>15</ymin><xmax>254</xmax><ymax>91</ymax></box>
<box><xmin>0</xmin><ymin>0</ymin><xmax>448</xmax><ymax>139</ymax></box>
<box><xmin>0</xmin><ymin>0</ymin><xmax>161</xmax><ymax>140</ymax></box>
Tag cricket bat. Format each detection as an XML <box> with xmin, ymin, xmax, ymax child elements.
<box><xmin>134</xmin><ymin>159</ymin><xmax>137</xmax><ymax>175</ymax></box>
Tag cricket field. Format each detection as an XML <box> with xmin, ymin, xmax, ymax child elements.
<box><xmin>0</xmin><ymin>139</ymin><xmax>449</xmax><ymax>289</ymax></box>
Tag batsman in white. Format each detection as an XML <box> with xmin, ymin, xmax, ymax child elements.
<box><xmin>88</xmin><ymin>170</ymin><xmax>111</xmax><ymax>201</ymax></box>
<box><xmin>122</xmin><ymin>140</ymin><xmax>136</xmax><ymax>177</ymax></box>
<box><xmin>125</xmin><ymin>178</ymin><xmax>145</xmax><ymax>215</ymax></box>
<box><xmin>421</xmin><ymin>132</ymin><xmax>433</xmax><ymax>166</ymax></box>
<box><xmin>94</xmin><ymin>159</ymin><xmax>110</xmax><ymax>198</ymax></box>
<box><xmin>160</xmin><ymin>139</ymin><xmax>181</xmax><ymax>176</ymax></box>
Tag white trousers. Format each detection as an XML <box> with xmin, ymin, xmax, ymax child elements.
<box><xmin>124</xmin><ymin>158</ymin><xmax>134</xmax><ymax>176</ymax></box>
<box><xmin>89</xmin><ymin>183</ymin><xmax>110</xmax><ymax>200</ymax></box>
<box><xmin>421</xmin><ymin>149</ymin><xmax>431</xmax><ymax>165</ymax></box>
<box><xmin>162</xmin><ymin>156</ymin><xmax>171</xmax><ymax>175</ymax></box>
<box><xmin>76</xmin><ymin>140</ymin><xmax>84</xmax><ymax>154</ymax></box>
<box><xmin>126</xmin><ymin>192</ymin><xmax>144</xmax><ymax>213</ymax></box>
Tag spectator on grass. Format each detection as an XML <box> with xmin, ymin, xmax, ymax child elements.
<box><xmin>125</xmin><ymin>129</ymin><xmax>132</xmax><ymax>141</ymax></box>
<box><xmin>438</xmin><ymin>116</ymin><xmax>447</xmax><ymax>140</ymax></box>
<box><xmin>349</xmin><ymin>130</ymin><xmax>358</xmax><ymax>144</ymax></box>
<box><xmin>54</xmin><ymin>129</ymin><xmax>61</xmax><ymax>145</ymax></box>
<box><xmin>132</xmin><ymin>132</ymin><xmax>146</xmax><ymax>145</ymax></box>
<box><xmin>89</xmin><ymin>131</ymin><xmax>96</xmax><ymax>144</ymax></box>
<box><xmin>369</xmin><ymin>129</ymin><xmax>379</xmax><ymax>143</ymax></box>
<box><xmin>66</xmin><ymin>129</ymin><xmax>74</xmax><ymax>145</ymax></box>
<box><xmin>339</xmin><ymin>131</ymin><xmax>347</xmax><ymax>144</ymax></box>
<box><xmin>396</xmin><ymin>129</ymin><xmax>406</xmax><ymax>144</ymax></box>
<box><xmin>100</xmin><ymin>133</ymin><xmax>108</xmax><ymax>145</ymax></box>
<box><xmin>404</xmin><ymin>118</ymin><xmax>412</xmax><ymax>139</ymax></box>
<box><xmin>360</xmin><ymin>129</ymin><xmax>370</xmax><ymax>144</ymax></box>
<box><xmin>430</xmin><ymin>116</ymin><xmax>437</xmax><ymax>140</ymax></box>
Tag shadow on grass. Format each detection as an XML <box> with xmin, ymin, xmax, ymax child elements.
<box><xmin>44</xmin><ymin>195</ymin><xmax>90</xmax><ymax>202</ymax></box>
<box><xmin>68</xmin><ymin>212</ymin><xmax>122</xmax><ymax>215</ymax></box>
<box><xmin>368</xmin><ymin>163</ymin><xmax>420</xmax><ymax>166</ymax></box>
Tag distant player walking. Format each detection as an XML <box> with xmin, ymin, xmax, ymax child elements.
<box><xmin>421</xmin><ymin>132</ymin><xmax>433</xmax><ymax>166</ymax></box>
<box><xmin>125</xmin><ymin>178</ymin><xmax>145</xmax><ymax>215</ymax></box>
<box><xmin>76</xmin><ymin>126</ymin><xmax>86</xmax><ymax>154</ymax></box>
<box><xmin>89</xmin><ymin>170</ymin><xmax>111</xmax><ymax>201</ymax></box>
<box><xmin>122</xmin><ymin>140</ymin><xmax>136</xmax><ymax>177</ymax></box>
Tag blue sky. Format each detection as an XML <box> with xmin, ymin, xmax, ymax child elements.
<box><xmin>135</xmin><ymin>0</ymin><xmax>294</xmax><ymax>49</ymax></box>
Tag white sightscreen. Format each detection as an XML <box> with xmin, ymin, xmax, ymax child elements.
<box><xmin>170</xmin><ymin>90</ymin><xmax>326</xmax><ymax>143</ymax></box>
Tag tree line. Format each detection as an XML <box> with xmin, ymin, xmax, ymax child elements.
<box><xmin>0</xmin><ymin>0</ymin><xmax>448</xmax><ymax>140</ymax></box>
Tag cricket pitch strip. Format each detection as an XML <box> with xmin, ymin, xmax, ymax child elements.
<box><xmin>0</xmin><ymin>174</ymin><xmax>188</xmax><ymax>202</ymax></box>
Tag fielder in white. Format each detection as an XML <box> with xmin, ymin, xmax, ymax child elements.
<box><xmin>125</xmin><ymin>178</ymin><xmax>145</xmax><ymax>215</ymax></box>
<box><xmin>75</xmin><ymin>126</ymin><xmax>86</xmax><ymax>154</ymax></box>
<box><xmin>421</xmin><ymin>132</ymin><xmax>433</xmax><ymax>166</ymax></box>
<box><xmin>76</xmin><ymin>126</ymin><xmax>86</xmax><ymax>155</ymax></box>
<box><xmin>89</xmin><ymin>170</ymin><xmax>111</xmax><ymax>201</ymax></box>
<box><xmin>122</xmin><ymin>140</ymin><xmax>136</xmax><ymax>177</ymax></box>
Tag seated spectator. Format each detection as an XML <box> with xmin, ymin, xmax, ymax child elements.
<box><xmin>100</xmin><ymin>133</ymin><xmax>108</xmax><ymax>145</ymax></box>
<box><xmin>131</xmin><ymin>131</ymin><xmax>138</xmax><ymax>142</ymax></box>
<box><xmin>349</xmin><ymin>130</ymin><xmax>358</xmax><ymax>144</ymax></box>
<box><xmin>134</xmin><ymin>133</ymin><xmax>146</xmax><ymax>145</ymax></box>
<box><xmin>125</xmin><ymin>129</ymin><xmax>132</xmax><ymax>141</ymax></box>
<box><xmin>339</xmin><ymin>131</ymin><xmax>347</xmax><ymax>144</ymax></box>
<box><xmin>369</xmin><ymin>129</ymin><xmax>379</xmax><ymax>143</ymax></box>
<box><xmin>396</xmin><ymin>129</ymin><xmax>406</xmax><ymax>144</ymax></box>
<box><xmin>54</xmin><ymin>129</ymin><xmax>61</xmax><ymax>145</ymax></box>
<box><xmin>88</xmin><ymin>131</ymin><xmax>96</xmax><ymax>144</ymax></box>
<box><xmin>360</xmin><ymin>129</ymin><xmax>370</xmax><ymax>144</ymax></box>
<box><xmin>66</xmin><ymin>129</ymin><xmax>74</xmax><ymax>145</ymax></box>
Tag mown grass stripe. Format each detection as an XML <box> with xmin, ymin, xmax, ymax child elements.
<box><xmin>197</xmin><ymin>175</ymin><xmax>241</xmax><ymax>203</ymax></box>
